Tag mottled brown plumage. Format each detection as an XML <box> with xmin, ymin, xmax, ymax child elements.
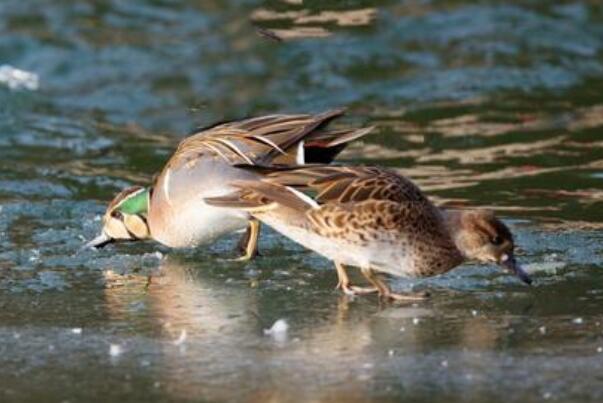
<box><xmin>206</xmin><ymin>166</ymin><xmax>532</xmax><ymax>300</ymax></box>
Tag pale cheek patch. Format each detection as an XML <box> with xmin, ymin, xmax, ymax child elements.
<box><xmin>125</xmin><ymin>215</ymin><xmax>150</xmax><ymax>239</ymax></box>
<box><xmin>105</xmin><ymin>218</ymin><xmax>131</xmax><ymax>240</ymax></box>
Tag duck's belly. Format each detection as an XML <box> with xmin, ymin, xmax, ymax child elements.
<box><xmin>148</xmin><ymin>159</ymin><xmax>254</xmax><ymax>248</ymax></box>
<box><xmin>261</xmin><ymin>216</ymin><xmax>416</xmax><ymax>276</ymax></box>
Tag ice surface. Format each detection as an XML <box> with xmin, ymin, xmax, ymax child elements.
<box><xmin>264</xmin><ymin>319</ymin><xmax>289</xmax><ymax>343</ymax></box>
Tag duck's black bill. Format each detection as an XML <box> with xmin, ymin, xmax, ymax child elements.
<box><xmin>502</xmin><ymin>255</ymin><xmax>532</xmax><ymax>285</ymax></box>
<box><xmin>83</xmin><ymin>233</ymin><xmax>115</xmax><ymax>250</ymax></box>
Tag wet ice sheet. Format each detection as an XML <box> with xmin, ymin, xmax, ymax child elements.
<box><xmin>2</xmin><ymin>218</ymin><xmax>603</xmax><ymax>402</ymax></box>
<box><xmin>2</xmin><ymin>247</ymin><xmax>603</xmax><ymax>402</ymax></box>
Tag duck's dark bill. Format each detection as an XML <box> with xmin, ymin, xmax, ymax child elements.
<box><xmin>502</xmin><ymin>255</ymin><xmax>532</xmax><ymax>285</ymax></box>
<box><xmin>83</xmin><ymin>233</ymin><xmax>114</xmax><ymax>249</ymax></box>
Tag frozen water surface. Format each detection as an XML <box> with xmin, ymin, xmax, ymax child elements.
<box><xmin>1</xmin><ymin>0</ymin><xmax>603</xmax><ymax>402</ymax></box>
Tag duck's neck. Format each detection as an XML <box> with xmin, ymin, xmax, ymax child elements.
<box><xmin>441</xmin><ymin>209</ymin><xmax>470</xmax><ymax>260</ymax></box>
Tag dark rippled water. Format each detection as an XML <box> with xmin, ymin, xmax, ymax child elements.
<box><xmin>1</xmin><ymin>1</ymin><xmax>603</xmax><ymax>402</ymax></box>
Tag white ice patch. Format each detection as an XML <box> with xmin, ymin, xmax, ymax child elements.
<box><xmin>264</xmin><ymin>319</ymin><xmax>289</xmax><ymax>342</ymax></box>
<box><xmin>523</xmin><ymin>261</ymin><xmax>565</xmax><ymax>275</ymax></box>
<box><xmin>0</xmin><ymin>65</ymin><xmax>39</xmax><ymax>90</ymax></box>
<box><xmin>109</xmin><ymin>344</ymin><xmax>122</xmax><ymax>357</ymax></box>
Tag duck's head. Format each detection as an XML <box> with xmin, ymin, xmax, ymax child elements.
<box><xmin>85</xmin><ymin>186</ymin><xmax>151</xmax><ymax>249</ymax></box>
<box><xmin>451</xmin><ymin>210</ymin><xmax>531</xmax><ymax>285</ymax></box>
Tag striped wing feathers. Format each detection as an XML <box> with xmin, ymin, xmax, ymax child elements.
<box><xmin>168</xmin><ymin>110</ymin><xmax>346</xmax><ymax>169</ymax></box>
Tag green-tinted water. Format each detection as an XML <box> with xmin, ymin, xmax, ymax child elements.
<box><xmin>1</xmin><ymin>1</ymin><xmax>603</xmax><ymax>401</ymax></box>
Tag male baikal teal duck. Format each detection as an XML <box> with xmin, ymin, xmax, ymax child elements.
<box><xmin>206</xmin><ymin>165</ymin><xmax>532</xmax><ymax>301</ymax></box>
<box><xmin>85</xmin><ymin>110</ymin><xmax>372</xmax><ymax>259</ymax></box>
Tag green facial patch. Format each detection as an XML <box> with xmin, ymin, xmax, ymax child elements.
<box><xmin>118</xmin><ymin>188</ymin><xmax>149</xmax><ymax>215</ymax></box>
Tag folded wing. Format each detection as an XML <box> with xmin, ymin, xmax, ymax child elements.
<box><xmin>167</xmin><ymin>109</ymin><xmax>373</xmax><ymax>170</ymax></box>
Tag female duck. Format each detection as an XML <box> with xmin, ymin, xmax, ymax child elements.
<box><xmin>206</xmin><ymin>165</ymin><xmax>532</xmax><ymax>300</ymax></box>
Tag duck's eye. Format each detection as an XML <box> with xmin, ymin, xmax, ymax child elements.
<box><xmin>111</xmin><ymin>210</ymin><xmax>123</xmax><ymax>220</ymax></box>
<box><xmin>491</xmin><ymin>235</ymin><xmax>502</xmax><ymax>245</ymax></box>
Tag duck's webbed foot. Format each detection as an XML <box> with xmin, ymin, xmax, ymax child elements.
<box><xmin>360</xmin><ymin>267</ymin><xmax>430</xmax><ymax>302</ymax></box>
<box><xmin>233</xmin><ymin>219</ymin><xmax>261</xmax><ymax>261</ymax></box>
<box><xmin>334</xmin><ymin>262</ymin><xmax>378</xmax><ymax>295</ymax></box>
